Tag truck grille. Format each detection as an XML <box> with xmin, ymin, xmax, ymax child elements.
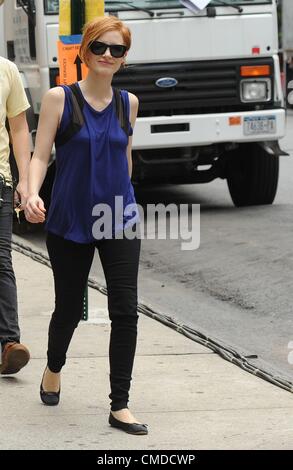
<box><xmin>112</xmin><ymin>58</ymin><xmax>274</xmax><ymax>117</ymax></box>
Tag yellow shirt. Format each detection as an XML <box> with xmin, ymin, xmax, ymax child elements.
<box><xmin>0</xmin><ymin>56</ymin><xmax>30</xmax><ymax>186</ymax></box>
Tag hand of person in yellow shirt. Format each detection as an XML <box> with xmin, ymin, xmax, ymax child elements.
<box><xmin>14</xmin><ymin>181</ymin><xmax>28</xmax><ymax>211</ymax></box>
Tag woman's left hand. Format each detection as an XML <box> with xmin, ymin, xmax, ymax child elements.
<box><xmin>25</xmin><ymin>194</ymin><xmax>46</xmax><ymax>224</ymax></box>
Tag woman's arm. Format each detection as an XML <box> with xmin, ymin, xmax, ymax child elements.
<box><xmin>126</xmin><ymin>93</ymin><xmax>139</xmax><ymax>178</ymax></box>
<box><xmin>25</xmin><ymin>87</ymin><xmax>64</xmax><ymax>223</ymax></box>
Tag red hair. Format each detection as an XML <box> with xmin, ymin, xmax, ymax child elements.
<box><xmin>80</xmin><ymin>16</ymin><xmax>131</xmax><ymax>66</ymax></box>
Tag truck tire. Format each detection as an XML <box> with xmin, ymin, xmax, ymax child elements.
<box><xmin>287</xmin><ymin>79</ymin><xmax>293</xmax><ymax>109</ymax></box>
<box><xmin>226</xmin><ymin>143</ymin><xmax>279</xmax><ymax>207</ymax></box>
<box><xmin>286</xmin><ymin>63</ymin><xmax>293</xmax><ymax>109</ymax></box>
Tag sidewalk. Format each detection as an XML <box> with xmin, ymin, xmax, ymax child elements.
<box><xmin>1</xmin><ymin>249</ymin><xmax>293</xmax><ymax>450</ymax></box>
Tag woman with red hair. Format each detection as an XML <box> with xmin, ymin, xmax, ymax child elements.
<box><xmin>25</xmin><ymin>16</ymin><xmax>147</xmax><ymax>436</ymax></box>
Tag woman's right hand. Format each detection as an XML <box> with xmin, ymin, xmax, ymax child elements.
<box><xmin>25</xmin><ymin>194</ymin><xmax>46</xmax><ymax>224</ymax></box>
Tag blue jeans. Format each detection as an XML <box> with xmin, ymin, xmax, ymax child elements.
<box><xmin>0</xmin><ymin>186</ymin><xmax>20</xmax><ymax>349</ymax></box>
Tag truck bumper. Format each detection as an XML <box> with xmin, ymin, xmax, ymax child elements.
<box><xmin>132</xmin><ymin>108</ymin><xmax>286</xmax><ymax>150</ymax></box>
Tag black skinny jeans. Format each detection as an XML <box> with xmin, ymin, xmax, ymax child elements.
<box><xmin>46</xmin><ymin>231</ymin><xmax>141</xmax><ymax>412</ymax></box>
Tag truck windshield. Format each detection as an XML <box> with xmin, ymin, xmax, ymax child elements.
<box><xmin>127</xmin><ymin>0</ymin><xmax>272</xmax><ymax>10</ymax></box>
<box><xmin>43</xmin><ymin>0</ymin><xmax>272</xmax><ymax>15</ymax></box>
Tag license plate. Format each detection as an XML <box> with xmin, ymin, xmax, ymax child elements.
<box><xmin>244</xmin><ymin>116</ymin><xmax>276</xmax><ymax>135</ymax></box>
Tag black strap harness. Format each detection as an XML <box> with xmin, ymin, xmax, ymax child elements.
<box><xmin>55</xmin><ymin>83</ymin><xmax>130</xmax><ymax>148</ymax></box>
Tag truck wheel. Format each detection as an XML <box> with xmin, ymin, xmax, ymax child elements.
<box><xmin>286</xmin><ymin>63</ymin><xmax>293</xmax><ymax>109</ymax></box>
<box><xmin>226</xmin><ymin>143</ymin><xmax>279</xmax><ymax>207</ymax></box>
<box><xmin>287</xmin><ymin>79</ymin><xmax>293</xmax><ymax>109</ymax></box>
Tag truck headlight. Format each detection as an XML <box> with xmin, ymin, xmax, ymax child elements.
<box><xmin>240</xmin><ymin>79</ymin><xmax>271</xmax><ymax>102</ymax></box>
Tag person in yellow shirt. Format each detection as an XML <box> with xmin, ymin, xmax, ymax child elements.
<box><xmin>0</xmin><ymin>56</ymin><xmax>31</xmax><ymax>374</ymax></box>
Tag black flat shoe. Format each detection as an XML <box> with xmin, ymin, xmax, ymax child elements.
<box><xmin>40</xmin><ymin>369</ymin><xmax>60</xmax><ymax>406</ymax></box>
<box><xmin>109</xmin><ymin>412</ymin><xmax>148</xmax><ymax>435</ymax></box>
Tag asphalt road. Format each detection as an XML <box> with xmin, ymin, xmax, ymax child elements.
<box><xmin>18</xmin><ymin>112</ymin><xmax>293</xmax><ymax>384</ymax></box>
<box><xmin>134</xmin><ymin>113</ymin><xmax>293</xmax><ymax>383</ymax></box>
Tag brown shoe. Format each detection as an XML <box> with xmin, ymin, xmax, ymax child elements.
<box><xmin>0</xmin><ymin>342</ymin><xmax>30</xmax><ymax>375</ymax></box>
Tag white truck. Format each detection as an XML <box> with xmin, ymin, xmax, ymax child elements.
<box><xmin>1</xmin><ymin>0</ymin><xmax>287</xmax><ymax>207</ymax></box>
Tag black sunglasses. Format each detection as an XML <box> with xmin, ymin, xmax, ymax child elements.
<box><xmin>89</xmin><ymin>41</ymin><xmax>127</xmax><ymax>58</ymax></box>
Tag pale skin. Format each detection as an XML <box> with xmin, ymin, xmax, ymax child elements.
<box><xmin>25</xmin><ymin>30</ymin><xmax>140</xmax><ymax>424</ymax></box>
<box><xmin>8</xmin><ymin>112</ymin><xmax>31</xmax><ymax>209</ymax></box>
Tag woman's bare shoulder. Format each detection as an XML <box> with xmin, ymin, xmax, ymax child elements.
<box><xmin>127</xmin><ymin>92</ymin><xmax>139</xmax><ymax>107</ymax></box>
<box><xmin>43</xmin><ymin>86</ymin><xmax>65</xmax><ymax>105</ymax></box>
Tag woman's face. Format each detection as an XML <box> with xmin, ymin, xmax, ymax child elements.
<box><xmin>86</xmin><ymin>30</ymin><xmax>127</xmax><ymax>76</ymax></box>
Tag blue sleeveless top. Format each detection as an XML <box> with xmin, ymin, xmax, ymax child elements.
<box><xmin>46</xmin><ymin>83</ymin><xmax>139</xmax><ymax>243</ymax></box>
